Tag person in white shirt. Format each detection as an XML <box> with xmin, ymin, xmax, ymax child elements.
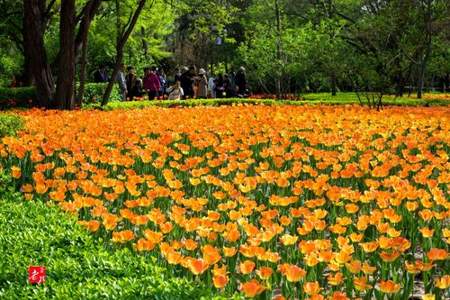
<box><xmin>116</xmin><ymin>64</ymin><xmax>127</xmax><ymax>101</ymax></box>
<box><xmin>167</xmin><ymin>81</ymin><xmax>184</xmax><ymax>100</ymax></box>
<box><xmin>208</xmin><ymin>73</ymin><xmax>216</xmax><ymax>98</ymax></box>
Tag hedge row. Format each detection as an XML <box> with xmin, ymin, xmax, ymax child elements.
<box><xmin>94</xmin><ymin>95</ymin><xmax>449</xmax><ymax>111</ymax></box>
<box><xmin>0</xmin><ymin>83</ymin><xmax>121</xmax><ymax>109</ymax></box>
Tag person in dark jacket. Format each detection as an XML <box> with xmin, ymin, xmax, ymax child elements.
<box><xmin>223</xmin><ymin>74</ymin><xmax>232</xmax><ymax>98</ymax></box>
<box><xmin>126</xmin><ymin>66</ymin><xmax>137</xmax><ymax>101</ymax></box>
<box><xmin>235</xmin><ymin>66</ymin><xmax>247</xmax><ymax>97</ymax></box>
<box><xmin>180</xmin><ymin>66</ymin><xmax>195</xmax><ymax>99</ymax></box>
<box><xmin>94</xmin><ymin>65</ymin><xmax>109</xmax><ymax>83</ymax></box>
<box><xmin>214</xmin><ymin>74</ymin><xmax>224</xmax><ymax>98</ymax></box>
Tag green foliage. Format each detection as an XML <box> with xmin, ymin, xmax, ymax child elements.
<box><xmin>87</xmin><ymin>0</ymin><xmax>175</xmax><ymax>74</ymax></box>
<box><xmin>0</xmin><ymin>84</ymin><xmax>120</xmax><ymax>107</ymax></box>
<box><xmin>0</xmin><ymin>114</ymin><xmax>23</xmax><ymax>138</ymax></box>
<box><xmin>80</xmin><ymin>83</ymin><xmax>121</xmax><ymax>103</ymax></box>
<box><xmin>0</xmin><ymin>172</ymin><xmax>233</xmax><ymax>300</ymax></box>
<box><xmin>0</xmin><ymin>87</ymin><xmax>35</xmax><ymax>108</ymax></box>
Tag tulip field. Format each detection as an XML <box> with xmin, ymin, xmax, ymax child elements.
<box><xmin>1</xmin><ymin>105</ymin><xmax>449</xmax><ymax>299</ymax></box>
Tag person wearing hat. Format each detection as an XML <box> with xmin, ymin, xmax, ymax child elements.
<box><xmin>197</xmin><ymin>68</ymin><xmax>208</xmax><ymax>99</ymax></box>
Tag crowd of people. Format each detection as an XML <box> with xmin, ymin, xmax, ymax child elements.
<box><xmin>93</xmin><ymin>64</ymin><xmax>248</xmax><ymax>101</ymax></box>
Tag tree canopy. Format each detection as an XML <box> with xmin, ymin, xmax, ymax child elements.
<box><xmin>0</xmin><ymin>0</ymin><xmax>449</xmax><ymax>108</ymax></box>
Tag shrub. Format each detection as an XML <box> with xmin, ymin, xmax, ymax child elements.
<box><xmin>0</xmin><ymin>87</ymin><xmax>35</xmax><ymax>109</ymax></box>
<box><xmin>81</xmin><ymin>83</ymin><xmax>121</xmax><ymax>103</ymax></box>
<box><xmin>0</xmin><ymin>83</ymin><xmax>121</xmax><ymax>109</ymax></box>
<box><xmin>0</xmin><ymin>114</ymin><xmax>23</xmax><ymax>138</ymax></box>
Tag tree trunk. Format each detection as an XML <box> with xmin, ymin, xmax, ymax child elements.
<box><xmin>417</xmin><ymin>0</ymin><xmax>433</xmax><ymax>99</ymax></box>
<box><xmin>76</xmin><ymin>29</ymin><xmax>89</xmax><ymax>108</ymax></box>
<box><xmin>331</xmin><ymin>72</ymin><xmax>337</xmax><ymax>96</ymax></box>
<box><xmin>22</xmin><ymin>58</ymin><xmax>34</xmax><ymax>86</ymax></box>
<box><xmin>23</xmin><ymin>0</ymin><xmax>54</xmax><ymax>108</ymax></box>
<box><xmin>75</xmin><ymin>0</ymin><xmax>102</xmax><ymax>107</ymax></box>
<box><xmin>445</xmin><ymin>73</ymin><xmax>449</xmax><ymax>93</ymax></box>
<box><xmin>102</xmin><ymin>0</ymin><xmax>148</xmax><ymax>106</ymax></box>
<box><xmin>274</xmin><ymin>0</ymin><xmax>282</xmax><ymax>99</ymax></box>
<box><xmin>417</xmin><ymin>45</ymin><xmax>431</xmax><ymax>100</ymax></box>
<box><xmin>55</xmin><ymin>0</ymin><xmax>76</xmax><ymax>109</ymax></box>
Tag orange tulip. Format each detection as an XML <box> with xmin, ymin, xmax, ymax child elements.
<box><xmin>223</xmin><ymin>246</ymin><xmax>237</xmax><ymax>257</ymax></box>
<box><xmin>377</xmin><ymin>280</ymin><xmax>401</xmax><ymax>294</ymax></box>
<box><xmin>187</xmin><ymin>258</ymin><xmax>209</xmax><ymax>275</ymax></box>
<box><xmin>427</xmin><ymin>248</ymin><xmax>448</xmax><ymax>261</ymax></box>
<box><xmin>256</xmin><ymin>266</ymin><xmax>273</xmax><ymax>280</ymax></box>
<box><xmin>240</xmin><ymin>260</ymin><xmax>256</xmax><ymax>275</ymax></box>
<box><xmin>434</xmin><ymin>275</ymin><xmax>450</xmax><ymax>289</ymax></box>
<box><xmin>11</xmin><ymin>166</ymin><xmax>21</xmax><ymax>178</ymax></box>
<box><xmin>135</xmin><ymin>238</ymin><xmax>155</xmax><ymax>252</ymax></box>
<box><xmin>353</xmin><ymin>277</ymin><xmax>372</xmax><ymax>291</ymax></box>
<box><xmin>240</xmin><ymin>279</ymin><xmax>265</xmax><ymax>298</ymax></box>
<box><xmin>304</xmin><ymin>281</ymin><xmax>321</xmax><ymax>295</ymax></box>
<box><xmin>213</xmin><ymin>274</ymin><xmax>228</xmax><ymax>289</ymax></box>
<box><xmin>284</xmin><ymin>265</ymin><xmax>306</xmax><ymax>282</ymax></box>
<box><xmin>111</xmin><ymin>230</ymin><xmax>134</xmax><ymax>243</ymax></box>
<box><xmin>329</xmin><ymin>291</ymin><xmax>349</xmax><ymax>300</ymax></box>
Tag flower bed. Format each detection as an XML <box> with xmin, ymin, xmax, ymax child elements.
<box><xmin>1</xmin><ymin>105</ymin><xmax>449</xmax><ymax>299</ymax></box>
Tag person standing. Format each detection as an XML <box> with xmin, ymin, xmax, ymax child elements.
<box><xmin>116</xmin><ymin>64</ymin><xmax>127</xmax><ymax>101</ymax></box>
<box><xmin>228</xmin><ymin>71</ymin><xmax>236</xmax><ymax>97</ymax></box>
<box><xmin>180</xmin><ymin>66</ymin><xmax>194</xmax><ymax>99</ymax></box>
<box><xmin>94</xmin><ymin>65</ymin><xmax>109</xmax><ymax>83</ymax></box>
<box><xmin>126</xmin><ymin>66</ymin><xmax>137</xmax><ymax>101</ymax></box>
<box><xmin>158</xmin><ymin>69</ymin><xmax>167</xmax><ymax>99</ymax></box>
<box><xmin>223</xmin><ymin>74</ymin><xmax>232</xmax><ymax>98</ymax></box>
<box><xmin>197</xmin><ymin>68</ymin><xmax>208</xmax><ymax>99</ymax></box>
<box><xmin>235</xmin><ymin>66</ymin><xmax>247</xmax><ymax>97</ymax></box>
<box><xmin>174</xmin><ymin>68</ymin><xmax>182</xmax><ymax>82</ymax></box>
<box><xmin>167</xmin><ymin>81</ymin><xmax>184</xmax><ymax>100</ymax></box>
<box><xmin>208</xmin><ymin>73</ymin><xmax>216</xmax><ymax>98</ymax></box>
<box><xmin>143</xmin><ymin>67</ymin><xmax>161</xmax><ymax>100</ymax></box>
<box><xmin>214</xmin><ymin>74</ymin><xmax>224</xmax><ymax>98</ymax></box>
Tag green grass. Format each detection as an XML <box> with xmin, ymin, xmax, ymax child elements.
<box><xmin>87</xmin><ymin>92</ymin><xmax>449</xmax><ymax>111</ymax></box>
<box><xmin>301</xmin><ymin>92</ymin><xmax>450</xmax><ymax>106</ymax></box>
<box><xmin>0</xmin><ymin>173</ymin><xmax>236</xmax><ymax>300</ymax></box>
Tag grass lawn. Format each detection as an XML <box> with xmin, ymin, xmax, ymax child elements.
<box><xmin>301</xmin><ymin>92</ymin><xmax>450</xmax><ymax>106</ymax></box>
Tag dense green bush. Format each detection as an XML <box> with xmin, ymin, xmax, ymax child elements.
<box><xmin>0</xmin><ymin>87</ymin><xmax>35</xmax><ymax>108</ymax></box>
<box><xmin>0</xmin><ymin>83</ymin><xmax>121</xmax><ymax>108</ymax></box>
<box><xmin>0</xmin><ymin>114</ymin><xmax>23</xmax><ymax>138</ymax></box>
<box><xmin>79</xmin><ymin>83</ymin><xmax>121</xmax><ymax>103</ymax></box>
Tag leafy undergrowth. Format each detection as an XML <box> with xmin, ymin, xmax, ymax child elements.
<box><xmin>0</xmin><ymin>114</ymin><xmax>23</xmax><ymax>138</ymax></box>
<box><xmin>0</xmin><ymin>173</ymin><xmax>233</xmax><ymax>300</ymax></box>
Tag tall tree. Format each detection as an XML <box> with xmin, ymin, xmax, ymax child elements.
<box><xmin>101</xmin><ymin>0</ymin><xmax>149</xmax><ymax>105</ymax></box>
<box><xmin>22</xmin><ymin>0</ymin><xmax>103</xmax><ymax>109</ymax></box>
<box><xmin>23</xmin><ymin>0</ymin><xmax>55</xmax><ymax>107</ymax></box>
<box><xmin>76</xmin><ymin>0</ymin><xmax>103</xmax><ymax>107</ymax></box>
<box><xmin>55</xmin><ymin>0</ymin><xmax>76</xmax><ymax>109</ymax></box>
